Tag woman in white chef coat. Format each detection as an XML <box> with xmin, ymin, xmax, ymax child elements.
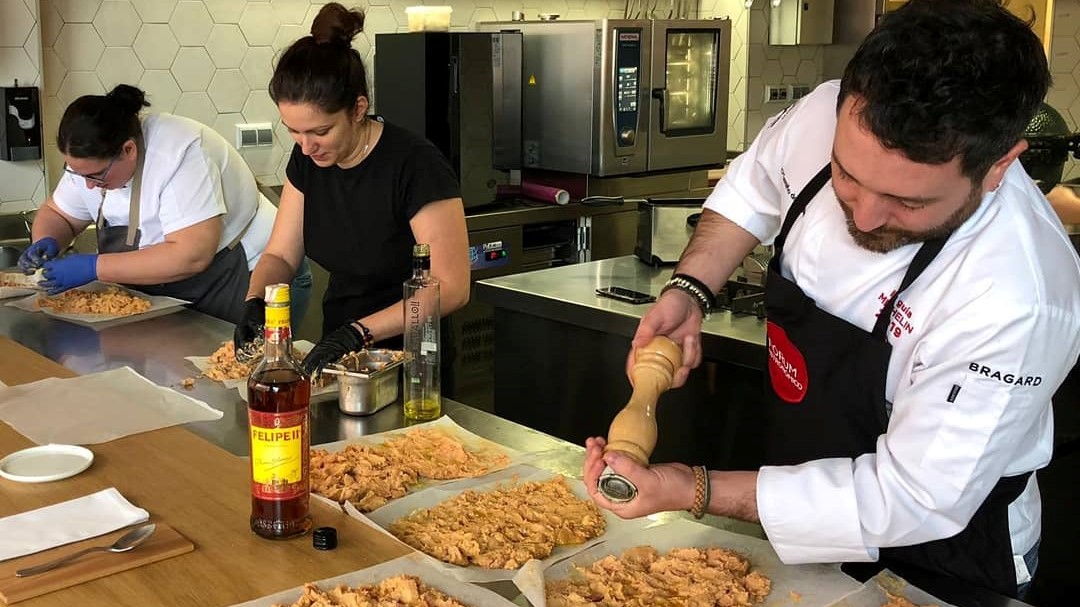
<box><xmin>584</xmin><ymin>0</ymin><xmax>1080</xmax><ymax>600</ymax></box>
<box><xmin>18</xmin><ymin>84</ymin><xmax>311</xmax><ymax>324</ymax></box>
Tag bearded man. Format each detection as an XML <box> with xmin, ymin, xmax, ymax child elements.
<box><xmin>582</xmin><ymin>0</ymin><xmax>1080</xmax><ymax>600</ymax></box>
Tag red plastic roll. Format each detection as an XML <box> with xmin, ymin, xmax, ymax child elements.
<box><xmin>521</xmin><ymin>181</ymin><xmax>570</xmax><ymax>205</ymax></box>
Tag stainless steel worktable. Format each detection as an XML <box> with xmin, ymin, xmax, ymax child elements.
<box><xmin>476</xmin><ymin>255</ymin><xmax>767</xmax><ymax>369</ymax></box>
<box><xmin>0</xmin><ymin>295</ymin><xmax>1031</xmax><ymax>607</ymax></box>
<box><xmin>0</xmin><ymin>301</ymin><xmax>578</xmax><ymax>465</ymax></box>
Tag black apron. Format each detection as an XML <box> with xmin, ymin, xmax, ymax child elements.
<box><xmin>96</xmin><ymin>140</ymin><xmax>253</xmax><ymax>324</ymax></box>
<box><xmin>762</xmin><ymin>164</ymin><xmax>1030</xmax><ymax>598</ymax></box>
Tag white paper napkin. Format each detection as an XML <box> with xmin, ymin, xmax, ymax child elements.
<box><xmin>0</xmin><ymin>487</ymin><xmax>150</xmax><ymax>561</ymax></box>
<box><xmin>0</xmin><ymin>366</ymin><xmax>223</xmax><ymax>445</ymax></box>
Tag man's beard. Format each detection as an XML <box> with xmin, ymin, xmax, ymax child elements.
<box><xmin>840</xmin><ymin>186</ymin><xmax>983</xmax><ymax>253</ymax></box>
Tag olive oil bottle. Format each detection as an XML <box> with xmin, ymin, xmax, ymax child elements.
<box><xmin>403</xmin><ymin>244</ymin><xmax>441</xmax><ymax>421</ymax></box>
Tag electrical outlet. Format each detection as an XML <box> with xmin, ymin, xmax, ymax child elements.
<box><xmin>765</xmin><ymin>85</ymin><xmax>789</xmax><ymax>104</ymax></box>
<box><xmin>789</xmin><ymin>84</ymin><xmax>811</xmax><ymax>100</ymax></box>
<box><xmin>235</xmin><ymin>123</ymin><xmax>274</xmax><ymax>149</ymax></box>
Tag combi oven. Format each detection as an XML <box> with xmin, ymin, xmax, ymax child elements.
<box><xmin>479</xmin><ymin>19</ymin><xmax>731</xmax><ymax>176</ymax></box>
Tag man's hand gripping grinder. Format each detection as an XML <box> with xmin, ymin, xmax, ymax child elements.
<box><xmin>598</xmin><ymin>335</ymin><xmax>683</xmax><ymax>502</ymax></box>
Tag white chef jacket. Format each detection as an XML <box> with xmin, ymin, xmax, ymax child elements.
<box><xmin>705</xmin><ymin>80</ymin><xmax>1080</xmax><ymax>580</ymax></box>
<box><xmin>52</xmin><ymin>113</ymin><xmax>275</xmax><ymax>271</ymax></box>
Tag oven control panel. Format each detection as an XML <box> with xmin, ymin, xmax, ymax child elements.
<box><xmin>469</xmin><ymin>240</ymin><xmax>510</xmax><ymax>271</ymax></box>
<box><xmin>614</xmin><ymin>29</ymin><xmax>641</xmax><ymax>148</ymax></box>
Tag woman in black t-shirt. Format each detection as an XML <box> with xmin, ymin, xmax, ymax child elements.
<box><xmin>234</xmin><ymin>2</ymin><xmax>470</xmax><ymax>375</ymax></box>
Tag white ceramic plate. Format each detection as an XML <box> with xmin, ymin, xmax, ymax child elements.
<box><xmin>0</xmin><ymin>444</ymin><xmax>94</xmax><ymax>483</ymax></box>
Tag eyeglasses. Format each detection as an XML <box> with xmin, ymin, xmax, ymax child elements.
<box><xmin>63</xmin><ymin>154</ymin><xmax>120</xmax><ymax>187</ymax></box>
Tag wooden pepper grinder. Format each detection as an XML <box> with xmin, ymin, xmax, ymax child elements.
<box><xmin>598</xmin><ymin>335</ymin><xmax>682</xmax><ymax>503</ymax></box>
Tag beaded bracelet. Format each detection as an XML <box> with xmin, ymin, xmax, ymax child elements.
<box><xmin>661</xmin><ymin>273</ymin><xmax>716</xmax><ymax>317</ymax></box>
<box><xmin>350</xmin><ymin>321</ymin><xmax>375</xmax><ymax>348</ymax></box>
<box><xmin>689</xmin><ymin>465</ymin><xmax>711</xmax><ymax>519</ymax></box>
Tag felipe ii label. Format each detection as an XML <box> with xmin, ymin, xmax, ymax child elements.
<box><xmin>249</xmin><ymin>409</ymin><xmax>307</xmax><ymax>501</ymax></box>
<box><xmin>767</xmin><ymin>321</ymin><xmax>808</xmax><ymax>403</ymax></box>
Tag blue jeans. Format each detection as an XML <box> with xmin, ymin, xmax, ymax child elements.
<box><xmin>1016</xmin><ymin>539</ymin><xmax>1040</xmax><ymax>599</ymax></box>
<box><xmin>289</xmin><ymin>257</ymin><xmax>313</xmax><ymax>328</ymax></box>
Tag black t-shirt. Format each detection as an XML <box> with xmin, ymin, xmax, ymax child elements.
<box><xmin>287</xmin><ymin>120</ymin><xmax>460</xmax><ymax>335</ymax></box>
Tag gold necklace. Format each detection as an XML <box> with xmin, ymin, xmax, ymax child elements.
<box><xmin>354</xmin><ymin>120</ymin><xmax>373</xmax><ymax>164</ymax></box>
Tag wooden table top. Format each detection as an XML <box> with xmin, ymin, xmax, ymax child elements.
<box><xmin>0</xmin><ymin>336</ymin><xmax>410</xmax><ymax>606</ymax></box>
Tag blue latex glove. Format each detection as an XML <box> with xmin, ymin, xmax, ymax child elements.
<box><xmin>40</xmin><ymin>254</ymin><xmax>98</xmax><ymax>295</ymax></box>
<box><xmin>17</xmin><ymin>237</ymin><xmax>59</xmax><ymax>273</ymax></box>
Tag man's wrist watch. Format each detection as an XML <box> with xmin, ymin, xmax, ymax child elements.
<box><xmin>661</xmin><ymin>273</ymin><xmax>715</xmax><ymax>318</ymax></box>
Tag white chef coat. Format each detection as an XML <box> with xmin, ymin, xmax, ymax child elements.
<box><xmin>705</xmin><ymin>80</ymin><xmax>1080</xmax><ymax>580</ymax></box>
<box><xmin>52</xmin><ymin>113</ymin><xmax>275</xmax><ymax>271</ymax></box>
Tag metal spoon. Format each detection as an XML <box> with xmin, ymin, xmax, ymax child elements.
<box><xmin>15</xmin><ymin>523</ymin><xmax>157</xmax><ymax>577</ymax></box>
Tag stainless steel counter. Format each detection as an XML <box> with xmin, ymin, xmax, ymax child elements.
<box><xmin>0</xmin><ymin>303</ymin><xmax>576</xmax><ymax>464</ymax></box>
<box><xmin>475</xmin><ymin>255</ymin><xmax>767</xmax><ymax>369</ymax></box>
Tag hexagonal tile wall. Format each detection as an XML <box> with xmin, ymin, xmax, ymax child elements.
<box><xmin>0</xmin><ymin>47</ymin><xmax>38</xmax><ymax>86</ymax></box>
<box><xmin>207</xmin><ymin>68</ymin><xmax>249</xmax><ymax>113</ymax></box>
<box><xmin>133</xmin><ymin>23</ymin><xmax>179</xmax><ymax>70</ymax></box>
<box><xmin>55</xmin><ymin>23</ymin><xmax>104</xmax><ymax>71</ymax></box>
<box><xmin>240</xmin><ymin>46</ymin><xmax>276</xmax><ymax>90</ymax></box>
<box><xmin>53</xmin><ymin>0</ymin><xmax>103</xmax><ymax>24</ymax></box>
<box><xmin>94</xmin><ymin>1</ymin><xmax>143</xmax><ymax>46</ymax></box>
<box><xmin>130</xmin><ymin>0</ymin><xmax>175</xmax><ymax>23</ymax></box>
<box><xmin>0</xmin><ymin>0</ymin><xmax>35</xmax><ymax>47</ymax></box>
<box><xmin>95</xmin><ymin>47</ymin><xmax>145</xmax><ymax>90</ymax></box>
<box><xmin>206</xmin><ymin>23</ymin><xmax>247</xmax><ymax>68</ymax></box>
<box><xmin>174</xmin><ymin>91</ymin><xmax>219</xmax><ymax>126</ymax></box>
<box><xmin>140</xmin><ymin>69</ymin><xmax>183</xmax><ymax>113</ymax></box>
<box><xmin>18</xmin><ymin>0</ymin><xmax>847</xmax><ymax>199</ymax></box>
<box><xmin>172</xmin><ymin>47</ymin><xmax>216</xmax><ymax>92</ymax></box>
<box><xmin>239</xmin><ymin>3</ymin><xmax>280</xmax><ymax>47</ymax></box>
<box><xmin>170</xmin><ymin>1</ymin><xmax>214</xmax><ymax>46</ymax></box>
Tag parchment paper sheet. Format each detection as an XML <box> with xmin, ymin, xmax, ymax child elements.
<box><xmin>825</xmin><ymin>569</ymin><xmax>959</xmax><ymax>607</ymax></box>
<box><xmin>226</xmin><ymin>552</ymin><xmax>519</xmax><ymax>607</ymax></box>
<box><xmin>184</xmin><ymin>340</ymin><xmax>336</xmax><ymax>402</ymax></box>
<box><xmin>348</xmin><ymin>464</ymin><xmax>653</xmax><ymax>583</ymax></box>
<box><xmin>0</xmin><ymin>366</ymin><xmax>223</xmax><ymax>444</ymax></box>
<box><xmin>513</xmin><ymin>518</ymin><xmax>864</xmax><ymax>607</ymax></box>
<box><xmin>6</xmin><ymin>282</ymin><xmax>188</xmax><ymax>330</ymax></box>
<box><xmin>310</xmin><ymin>415</ymin><xmax>531</xmax><ymax>507</ymax></box>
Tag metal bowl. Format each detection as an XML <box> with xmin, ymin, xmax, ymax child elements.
<box><xmin>321</xmin><ymin>350</ymin><xmax>407</xmax><ymax>416</ymax></box>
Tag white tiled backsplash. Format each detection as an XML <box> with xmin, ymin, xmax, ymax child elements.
<box><xmin>1048</xmin><ymin>0</ymin><xmax>1080</xmax><ymax>180</ymax></box>
<box><xmin>0</xmin><ymin>0</ymin><xmax>46</xmax><ymax>214</ymax></box>
<box><xmin>0</xmin><ymin>0</ymin><xmax>834</xmax><ymax>211</ymax></box>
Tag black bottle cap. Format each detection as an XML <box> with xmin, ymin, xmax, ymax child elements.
<box><xmin>312</xmin><ymin>526</ymin><xmax>338</xmax><ymax>550</ymax></box>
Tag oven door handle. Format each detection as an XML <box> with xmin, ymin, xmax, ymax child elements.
<box><xmin>449</xmin><ymin>56</ymin><xmax>459</xmax><ymax>95</ymax></box>
<box><xmin>651</xmin><ymin>87</ymin><xmax>668</xmax><ymax>134</ymax></box>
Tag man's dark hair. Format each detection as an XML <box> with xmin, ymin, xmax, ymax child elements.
<box><xmin>838</xmin><ymin>0</ymin><xmax>1050</xmax><ymax>182</ymax></box>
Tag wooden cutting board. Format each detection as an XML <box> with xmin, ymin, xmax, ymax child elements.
<box><xmin>0</xmin><ymin>523</ymin><xmax>194</xmax><ymax>604</ymax></box>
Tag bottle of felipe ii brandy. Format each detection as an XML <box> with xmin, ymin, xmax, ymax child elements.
<box><xmin>247</xmin><ymin>283</ymin><xmax>312</xmax><ymax>539</ymax></box>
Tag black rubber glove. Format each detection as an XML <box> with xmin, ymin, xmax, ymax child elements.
<box><xmin>302</xmin><ymin>323</ymin><xmax>366</xmax><ymax>377</ymax></box>
<box><xmin>233</xmin><ymin>298</ymin><xmax>266</xmax><ymax>361</ymax></box>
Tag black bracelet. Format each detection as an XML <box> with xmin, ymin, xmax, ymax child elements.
<box><xmin>350</xmin><ymin>321</ymin><xmax>374</xmax><ymax>348</ymax></box>
<box><xmin>662</xmin><ymin>273</ymin><xmax>716</xmax><ymax>316</ymax></box>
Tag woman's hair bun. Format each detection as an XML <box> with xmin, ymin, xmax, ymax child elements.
<box><xmin>311</xmin><ymin>2</ymin><xmax>365</xmax><ymax>47</ymax></box>
<box><xmin>105</xmin><ymin>84</ymin><xmax>150</xmax><ymax>116</ymax></box>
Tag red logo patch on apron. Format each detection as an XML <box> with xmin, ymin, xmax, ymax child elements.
<box><xmin>766</xmin><ymin>321</ymin><xmax>809</xmax><ymax>403</ymax></box>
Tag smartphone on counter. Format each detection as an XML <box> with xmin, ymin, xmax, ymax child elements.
<box><xmin>595</xmin><ymin>286</ymin><xmax>656</xmax><ymax>304</ymax></box>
